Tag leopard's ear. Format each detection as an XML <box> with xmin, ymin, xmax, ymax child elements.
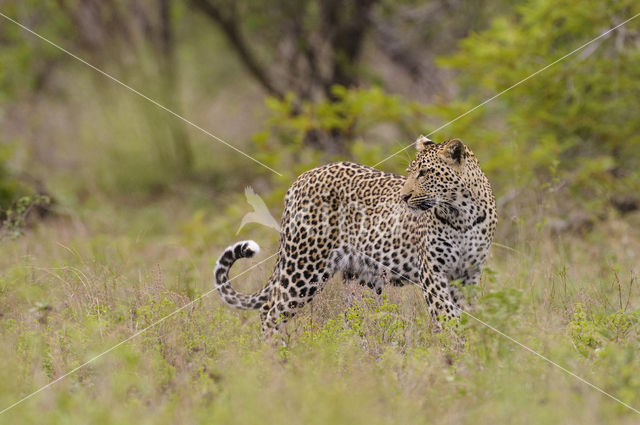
<box><xmin>440</xmin><ymin>139</ymin><xmax>467</xmax><ymax>165</ymax></box>
<box><xmin>415</xmin><ymin>135</ymin><xmax>434</xmax><ymax>152</ymax></box>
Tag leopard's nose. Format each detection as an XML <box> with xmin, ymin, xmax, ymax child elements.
<box><xmin>401</xmin><ymin>193</ymin><xmax>411</xmax><ymax>203</ymax></box>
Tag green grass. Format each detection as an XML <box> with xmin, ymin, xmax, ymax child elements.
<box><xmin>1</xmin><ymin>198</ymin><xmax>640</xmax><ymax>425</ymax></box>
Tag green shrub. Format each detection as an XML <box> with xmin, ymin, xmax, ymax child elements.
<box><xmin>0</xmin><ymin>144</ymin><xmax>50</xmax><ymax>239</ymax></box>
<box><xmin>433</xmin><ymin>0</ymin><xmax>640</xmax><ymax>211</ymax></box>
<box><xmin>254</xmin><ymin>86</ymin><xmax>431</xmax><ymax>175</ymax></box>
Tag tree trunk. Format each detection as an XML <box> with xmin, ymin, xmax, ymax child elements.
<box><xmin>158</xmin><ymin>0</ymin><xmax>193</xmax><ymax>174</ymax></box>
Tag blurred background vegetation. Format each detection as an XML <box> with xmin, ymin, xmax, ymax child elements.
<box><xmin>2</xmin><ymin>0</ymin><xmax>640</xmax><ymax>424</ymax></box>
<box><xmin>1</xmin><ymin>0</ymin><xmax>639</xmax><ymax>241</ymax></box>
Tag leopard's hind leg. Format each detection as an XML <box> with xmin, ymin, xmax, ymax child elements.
<box><xmin>261</xmin><ymin>260</ymin><xmax>333</xmax><ymax>346</ymax></box>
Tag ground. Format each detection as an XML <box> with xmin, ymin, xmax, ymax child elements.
<box><xmin>1</xmin><ymin>195</ymin><xmax>640</xmax><ymax>425</ymax></box>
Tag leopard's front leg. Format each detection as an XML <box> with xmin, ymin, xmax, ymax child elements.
<box><xmin>420</xmin><ymin>263</ymin><xmax>462</xmax><ymax>326</ymax></box>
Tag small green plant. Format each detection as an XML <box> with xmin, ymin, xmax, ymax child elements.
<box><xmin>568</xmin><ymin>303</ymin><xmax>604</xmax><ymax>355</ymax></box>
<box><xmin>568</xmin><ymin>303</ymin><xmax>640</xmax><ymax>357</ymax></box>
<box><xmin>0</xmin><ymin>194</ymin><xmax>51</xmax><ymax>240</ymax></box>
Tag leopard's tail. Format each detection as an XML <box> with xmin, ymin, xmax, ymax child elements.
<box><xmin>214</xmin><ymin>240</ymin><xmax>270</xmax><ymax>310</ymax></box>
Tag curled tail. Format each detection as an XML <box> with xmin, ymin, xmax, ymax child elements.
<box><xmin>214</xmin><ymin>240</ymin><xmax>270</xmax><ymax>310</ymax></box>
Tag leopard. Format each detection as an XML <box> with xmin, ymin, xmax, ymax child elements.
<box><xmin>214</xmin><ymin>136</ymin><xmax>497</xmax><ymax>344</ymax></box>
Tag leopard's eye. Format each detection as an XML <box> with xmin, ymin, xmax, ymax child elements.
<box><xmin>418</xmin><ymin>169</ymin><xmax>428</xmax><ymax>177</ymax></box>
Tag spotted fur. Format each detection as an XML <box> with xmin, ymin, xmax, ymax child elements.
<box><xmin>214</xmin><ymin>137</ymin><xmax>497</xmax><ymax>344</ymax></box>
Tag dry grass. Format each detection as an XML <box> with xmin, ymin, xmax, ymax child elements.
<box><xmin>1</xmin><ymin>198</ymin><xmax>640</xmax><ymax>424</ymax></box>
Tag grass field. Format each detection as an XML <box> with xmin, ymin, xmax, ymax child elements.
<box><xmin>1</xmin><ymin>194</ymin><xmax>639</xmax><ymax>425</ymax></box>
<box><xmin>2</xmin><ymin>1</ymin><xmax>640</xmax><ymax>423</ymax></box>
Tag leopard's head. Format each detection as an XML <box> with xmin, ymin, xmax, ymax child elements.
<box><xmin>400</xmin><ymin>136</ymin><xmax>478</xmax><ymax>212</ymax></box>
